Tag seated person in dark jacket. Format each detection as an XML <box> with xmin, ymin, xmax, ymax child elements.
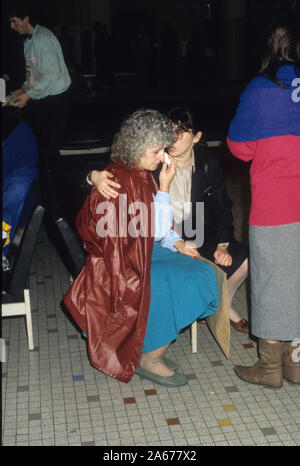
<box><xmin>83</xmin><ymin>107</ymin><xmax>249</xmax><ymax>333</ymax></box>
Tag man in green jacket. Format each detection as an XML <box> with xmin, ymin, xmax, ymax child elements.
<box><xmin>9</xmin><ymin>5</ymin><xmax>71</xmax><ymax>169</ymax></box>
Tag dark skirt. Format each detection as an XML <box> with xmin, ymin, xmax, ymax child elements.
<box><xmin>199</xmin><ymin>226</ymin><xmax>248</xmax><ymax>278</ymax></box>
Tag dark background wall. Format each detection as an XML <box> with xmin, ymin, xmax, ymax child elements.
<box><xmin>2</xmin><ymin>0</ymin><xmax>299</xmax><ymax>91</ymax></box>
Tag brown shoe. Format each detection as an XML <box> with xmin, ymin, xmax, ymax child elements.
<box><xmin>230</xmin><ymin>319</ymin><xmax>249</xmax><ymax>333</ymax></box>
<box><xmin>282</xmin><ymin>340</ymin><xmax>300</xmax><ymax>385</ymax></box>
<box><xmin>234</xmin><ymin>339</ymin><xmax>284</xmax><ymax>389</ymax></box>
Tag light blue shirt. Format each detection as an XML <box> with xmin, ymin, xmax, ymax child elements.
<box><xmin>154</xmin><ymin>191</ymin><xmax>183</xmax><ymax>251</ymax></box>
<box><xmin>23</xmin><ymin>25</ymin><xmax>71</xmax><ymax>100</ymax></box>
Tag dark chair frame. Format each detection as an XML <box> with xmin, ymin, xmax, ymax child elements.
<box><xmin>55</xmin><ymin>217</ymin><xmax>86</xmax><ymax>279</ymax></box>
<box><xmin>2</xmin><ymin>204</ymin><xmax>45</xmax><ymax>350</ymax></box>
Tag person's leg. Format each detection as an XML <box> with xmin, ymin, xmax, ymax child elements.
<box><xmin>139</xmin><ymin>343</ymin><xmax>174</xmax><ymax>377</ymax></box>
<box><xmin>198</xmin><ymin>253</ymin><xmax>249</xmax><ymax>331</ymax></box>
<box><xmin>33</xmin><ymin>91</ymin><xmax>71</xmax><ymax>173</ymax></box>
<box><xmin>48</xmin><ymin>90</ymin><xmax>71</xmax><ymax>150</ymax></box>
<box><xmin>137</xmin><ymin>343</ymin><xmax>188</xmax><ymax>387</ymax></box>
<box><xmin>32</xmin><ymin>98</ymin><xmax>54</xmax><ymax>174</ymax></box>
<box><xmin>198</xmin><ymin>231</ymin><xmax>249</xmax><ymax>329</ymax></box>
<box><xmin>234</xmin><ymin>339</ymin><xmax>284</xmax><ymax>388</ymax></box>
<box><xmin>227</xmin><ymin>258</ymin><xmax>248</xmax><ymax>323</ymax></box>
<box><xmin>233</xmin><ymin>223</ymin><xmax>300</xmax><ymax>388</ymax></box>
<box><xmin>282</xmin><ymin>339</ymin><xmax>300</xmax><ymax>385</ymax></box>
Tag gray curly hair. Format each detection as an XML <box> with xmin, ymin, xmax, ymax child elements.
<box><xmin>111</xmin><ymin>109</ymin><xmax>175</xmax><ymax>167</ymax></box>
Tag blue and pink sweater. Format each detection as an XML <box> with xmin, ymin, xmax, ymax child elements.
<box><xmin>227</xmin><ymin>65</ymin><xmax>300</xmax><ymax>226</ymax></box>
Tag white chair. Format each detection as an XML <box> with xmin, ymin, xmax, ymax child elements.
<box><xmin>191</xmin><ymin>321</ymin><xmax>198</xmax><ymax>353</ymax></box>
<box><xmin>2</xmin><ymin>205</ymin><xmax>45</xmax><ymax>350</ymax></box>
<box><xmin>2</xmin><ymin>289</ymin><xmax>34</xmax><ymax>350</ymax></box>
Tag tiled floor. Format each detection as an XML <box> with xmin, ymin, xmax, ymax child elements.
<box><xmin>2</xmin><ymin>160</ymin><xmax>300</xmax><ymax>447</ymax></box>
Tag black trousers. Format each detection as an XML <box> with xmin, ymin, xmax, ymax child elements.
<box><xmin>33</xmin><ymin>89</ymin><xmax>71</xmax><ymax>172</ymax></box>
<box><xmin>32</xmin><ymin>90</ymin><xmax>71</xmax><ymax>216</ymax></box>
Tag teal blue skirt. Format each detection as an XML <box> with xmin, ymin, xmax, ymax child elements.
<box><xmin>142</xmin><ymin>242</ymin><xmax>219</xmax><ymax>353</ymax></box>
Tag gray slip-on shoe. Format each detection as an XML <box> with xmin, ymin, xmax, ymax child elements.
<box><xmin>135</xmin><ymin>366</ymin><xmax>188</xmax><ymax>387</ymax></box>
<box><xmin>164</xmin><ymin>358</ymin><xmax>178</xmax><ymax>372</ymax></box>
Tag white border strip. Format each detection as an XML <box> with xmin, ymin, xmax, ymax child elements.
<box><xmin>206</xmin><ymin>140</ymin><xmax>223</xmax><ymax>147</ymax></box>
<box><xmin>59</xmin><ymin>147</ymin><xmax>110</xmax><ymax>156</ymax></box>
<box><xmin>59</xmin><ymin>140</ymin><xmax>223</xmax><ymax>156</ymax></box>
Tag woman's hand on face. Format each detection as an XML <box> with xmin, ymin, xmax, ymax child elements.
<box><xmin>174</xmin><ymin>240</ymin><xmax>200</xmax><ymax>259</ymax></box>
<box><xmin>91</xmin><ymin>170</ymin><xmax>121</xmax><ymax>199</ymax></box>
<box><xmin>213</xmin><ymin>249</ymin><xmax>232</xmax><ymax>267</ymax></box>
<box><xmin>159</xmin><ymin>154</ymin><xmax>176</xmax><ymax>193</ymax></box>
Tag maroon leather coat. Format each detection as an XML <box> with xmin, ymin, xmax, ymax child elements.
<box><xmin>64</xmin><ymin>161</ymin><xmax>157</xmax><ymax>382</ymax></box>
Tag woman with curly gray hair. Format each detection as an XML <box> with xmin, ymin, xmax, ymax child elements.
<box><xmin>111</xmin><ymin>108</ymin><xmax>174</xmax><ymax>167</ymax></box>
<box><xmin>64</xmin><ymin>109</ymin><xmax>219</xmax><ymax>387</ymax></box>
